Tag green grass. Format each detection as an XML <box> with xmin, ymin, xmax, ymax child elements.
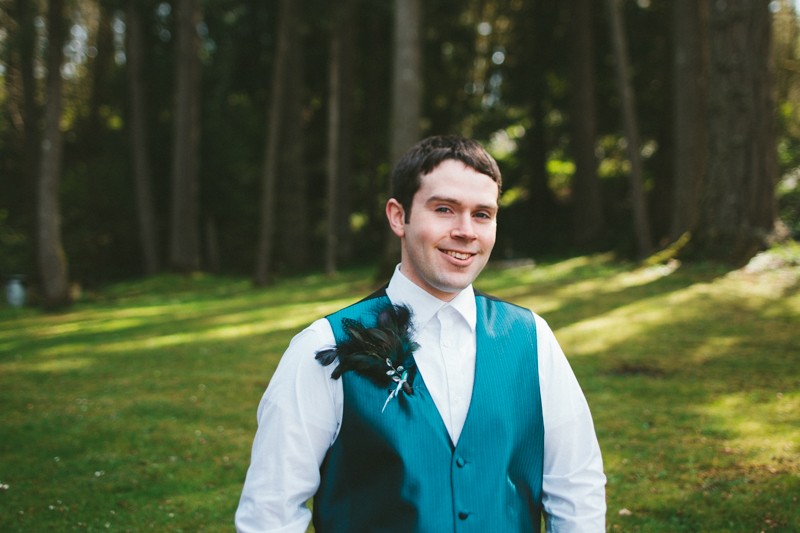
<box><xmin>1</xmin><ymin>248</ymin><xmax>798</xmax><ymax>532</ymax></box>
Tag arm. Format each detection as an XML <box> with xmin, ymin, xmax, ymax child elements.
<box><xmin>235</xmin><ymin>319</ymin><xmax>341</xmax><ymax>533</ymax></box>
<box><xmin>534</xmin><ymin>314</ymin><xmax>607</xmax><ymax>533</ymax></box>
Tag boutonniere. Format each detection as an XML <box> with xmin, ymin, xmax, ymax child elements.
<box><xmin>316</xmin><ymin>303</ymin><xmax>419</xmax><ymax>412</ymax></box>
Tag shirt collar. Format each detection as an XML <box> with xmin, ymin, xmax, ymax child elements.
<box><xmin>385</xmin><ymin>265</ymin><xmax>477</xmax><ymax>333</ymax></box>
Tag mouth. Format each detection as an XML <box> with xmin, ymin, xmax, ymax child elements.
<box><xmin>441</xmin><ymin>249</ymin><xmax>475</xmax><ymax>261</ymax></box>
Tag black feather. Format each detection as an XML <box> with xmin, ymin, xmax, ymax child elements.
<box><xmin>315</xmin><ymin>303</ymin><xmax>418</xmax><ymax>394</ymax></box>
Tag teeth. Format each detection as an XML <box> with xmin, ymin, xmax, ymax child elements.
<box><xmin>446</xmin><ymin>250</ymin><xmax>471</xmax><ymax>260</ymax></box>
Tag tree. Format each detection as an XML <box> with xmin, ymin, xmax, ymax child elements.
<box><xmin>254</xmin><ymin>0</ymin><xmax>295</xmax><ymax>285</ymax></box>
<box><xmin>325</xmin><ymin>0</ymin><xmax>357</xmax><ymax>275</ymax></box>
<box><xmin>504</xmin><ymin>0</ymin><xmax>561</xmax><ymax>254</ymax></box>
<box><xmin>670</xmin><ymin>0</ymin><xmax>708</xmax><ymax>240</ymax></box>
<box><xmin>1</xmin><ymin>0</ymin><xmax>794</xmax><ymax>285</ymax></box>
<box><xmin>569</xmin><ymin>0</ymin><xmax>605</xmax><ymax>246</ymax></box>
<box><xmin>1</xmin><ymin>0</ymin><xmax>40</xmax><ymax>275</ymax></box>
<box><xmin>691</xmin><ymin>0</ymin><xmax>777</xmax><ymax>263</ymax></box>
<box><xmin>277</xmin><ymin>0</ymin><xmax>308</xmax><ymax>273</ymax></box>
<box><xmin>378</xmin><ymin>0</ymin><xmax>422</xmax><ymax>278</ymax></box>
<box><xmin>37</xmin><ymin>0</ymin><xmax>71</xmax><ymax>309</ymax></box>
<box><xmin>127</xmin><ymin>0</ymin><xmax>160</xmax><ymax>275</ymax></box>
<box><xmin>169</xmin><ymin>0</ymin><xmax>202</xmax><ymax>272</ymax></box>
<box><xmin>606</xmin><ymin>0</ymin><xmax>653</xmax><ymax>257</ymax></box>
<box><xmin>12</xmin><ymin>0</ymin><xmax>40</xmax><ymax>197</ymax></box>
<box><xmin>389</xmin><ymin>0</ymin><xmax>422</xmax><ymax>167</ymax></box>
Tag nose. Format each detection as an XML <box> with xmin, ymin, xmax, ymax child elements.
<box><xmin>450</xmin><ymin>214</ymin><xmax>476</xmax><ymax>240</ymax></box>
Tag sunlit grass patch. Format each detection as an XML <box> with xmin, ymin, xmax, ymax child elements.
<box><xmin>701</xmin><ymin>391</ymin><xmax>800</xmax><ymax>464</ymax></box>
<box><xmin>0</xmin><ymin>250</ymin><xmax>798</xmax><ymax>531</ymax></box>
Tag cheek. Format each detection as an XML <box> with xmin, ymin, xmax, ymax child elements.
<box><xmin>480</xmin><ymin>224</ymin><xmax>497</xmax><ymax>244</ymax></box>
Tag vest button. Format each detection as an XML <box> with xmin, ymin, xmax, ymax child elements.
<box><xmin>458</xmin><ymin>511</ymin><xmax>469</xmax><ymax>520</ymax></box>
<box><xmin>455</xmin><ymin>457</ymin><xmax>466</xmax><ymax>467</ymax></box>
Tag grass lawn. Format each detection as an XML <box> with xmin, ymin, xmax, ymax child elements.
<box><xmin>1</xmin><ymin>245</ymin><xmax>798</xmax><ymax>532</ymax></box>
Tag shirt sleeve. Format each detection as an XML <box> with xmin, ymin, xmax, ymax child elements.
<box><xmin>534</xmin><ymin>313</ymin><xmax>607</xmax><ymax>533</ymax></box>
<box><xmin>235</xmin><ymin>319</ymin><xmax>341</xmax><ymax>533</ymax></box>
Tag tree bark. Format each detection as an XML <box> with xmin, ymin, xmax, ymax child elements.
<box><xmin>254</xmin><ymin>0</ymin><xmax>295</xmax><ymax>285</ymax></box>
<box><xmin>337</xmin><ymin>0</ymin><xmax>357</xmax><ymax>265</ymax></box>
<box><xmin>378</xmin><ymin>0</ymin><xmax>422</xmax><ymax>278</ymax></box>
<box><xmin>127</xmin><ymin>0</ymin><xmax>160</xmax><ymax>275</ymax></box>
<box><xmin>325</xmin><ymin>0</ymin><xmax>357</xmax><ymax>275</ymax></box>
<box><xmin>278</xmin><ymin>3</ymin><xmax>308</xmax><ymax>272</ymax></box>
<box><xmin>606</xmin><ymin>0</ymin><xmax>653</xmax><ymax>258</ymax></box>
<box><xmin>37</xmin><ymin>0</ymin><xmax>71</xmax><ymax>309</ymax></box>
<box><xmin>15</xmin><ymin>0</ymin><xmax>40</xmax><ymax>188</ymax></box>
<box><xmin>389</xmin><ymin>0</ymin><xmax>422</xmax><ymax>166</ymax></box>
<box><xmin>168</xmin><ymin>0</ymin><xmax>202</xmax><ymax>272</ymax></box>
<box><xmin>670</xmin><ymin>0</ymin><xmax>708</xmax><ymax>240</ymax></box>
<box><xmin>569</xmin><ymin>0</ymin><xmax>605</xmax><ymax>246</ymax></box>
<box><xmin>693</xmin><ymin>0</ymin><xmax>777</xmax><ymax>263</ymax></box>
<box><xmin>325</xmin><ymin>4</ymin><xmax>344</xmax><ymax>276</ymax></box>
<box><xmin>4</xmin><ymin>0</ymin><xmax>40</xmax><ymax>263</ymax></box>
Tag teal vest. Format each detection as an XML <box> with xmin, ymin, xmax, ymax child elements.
<box><xmin>313</xmin><ymin>290</ymin><xmax>544</xmax><ymax>532</ymax></box>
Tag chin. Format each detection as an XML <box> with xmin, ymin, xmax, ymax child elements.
<box><xmin>436</xmin><ymin>277</ymin><xmax>473</xmax><ymax>294</ymax></box>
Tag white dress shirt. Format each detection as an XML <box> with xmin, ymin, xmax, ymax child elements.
<box><xmin>236</xmin><ymin>267</ymin><xmax>606</xmax><ymax>532</ymax></box>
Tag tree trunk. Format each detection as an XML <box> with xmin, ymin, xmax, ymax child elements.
<box><xmin>325</xmin><ymin>4</ymin><xmax>344</xmax><ymax>276</ymax></box>
<box><xmin>254</xmin><ymin>0</ymin><xmax>295</xmax><ymax>285</ymax></box>
<box><xmin>278</xmin><ymin>5</ymin><xmax>308</xmax><ymax>272</ymax></box>
<box><xmin>15</xmin><ymin>0</ymin><xmax>40</xmax><ymax>189</ymax></box>
<box><xmin>606</xmin><ymin>0</ymin><xmax>653</xmax><ymax>258</ymax></box>
<box><xmin>670</xmin><ymin>0</ymin><xmax>709</xmax><ymax>240</ymax></box>
<box><xmin>37</xmin><ymin>0</ymin><xmax>71</xmax><ymax>309</ymax></box>
<box><xmin>378</xmin><ymin>0</ymin><xmax>422</xmax><ymax>279</ymax></box>
<box><xmin>569</xmin><ymin>0</ymin><xmax>605</xmax><ymax>247</ymax></box>
<box><xmin>337</xmin><ymin>0</ymin><xmax>357</xmax><ymax>265</ymax></box>
<box><xmin>693</xmin><ymin>0</ymin><xmax>777</xmax><ymax>263</ymax></box>
<box><xmin>519</xmin><ymin>0</ymin><xmax>559</xmax><ymax>253</ymax></box>
<box><xmin>89</xmin><ymin>5</ymin><xmax>113</xmax><ymax>137</ymax></box>
<box><xmin>389</xmin><ymin>0</ymin><xmax>422</xmax><ymax>165</ymax></box>
<box><xmin>127</xmin><ymin>0</ymin><xmax>160</xmax><ymax>275</ymax></box>
<box><xmin>168</xmin><ymin>0</ymin><xmax>202</xmax><ymax>272</ymax></box>
<box><xmin>362</xmin><ymin>7</ymin><xmax>391</xmax><ymax>258</ymax></box>
<box><xmin>5</xmin><ymin>0</ymin><xmax>40</xmax><ymax>267</ymax></box>
<box><xmin>325</xmin><ymin>0</ymin><xmax>357</xmax><ymax>275</ymax></box>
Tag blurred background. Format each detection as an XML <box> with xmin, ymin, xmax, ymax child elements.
<box><xmin>1</xmin><ymin>0</ymin><xmax>799</xmax><ymax>308</ymax></box>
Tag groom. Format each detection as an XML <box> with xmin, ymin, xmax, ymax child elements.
<box><xmin>236</xmin><ymin>135</ymin><xmax>606</xmax><ymax>532</ymax></box>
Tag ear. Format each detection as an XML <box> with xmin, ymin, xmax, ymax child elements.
<box><xmin>385</xmin><ymin>199</ymin><xmax>406</xmax><ymax>238</ymax></box>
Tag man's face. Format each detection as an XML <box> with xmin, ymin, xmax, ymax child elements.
<box><xmin>386</xmin><ymin>159</ymin><xmax>499</xmax><ymax>301</ymax></box>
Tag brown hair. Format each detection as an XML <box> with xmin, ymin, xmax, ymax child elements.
<box><xmin>390</xmin><ymin>135</ymin><xmax>502</xmax><ymax>221</ymax></box>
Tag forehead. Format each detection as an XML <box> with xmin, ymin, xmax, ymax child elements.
<box><xmin>417</xmin><ymin>160</ymin><xmax>500</xmax><ymax>204</ymax></box>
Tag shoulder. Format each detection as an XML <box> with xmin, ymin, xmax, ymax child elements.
<box><xmin>475</xmin><ymin>289</ymin><xmax>530</xmax><ymax>311</ymax></box>
<box><xmin>325</xmin><ymin>289</ymin><xmax>390</xmax><ymax>340</ymax></box>
<box><xmin>474</xmin><ymin>289</ymin><xmax>538</xmax><ymax>324</ymax></box>
<box><xmin>271</xmin><ymin>317</ymin><xmax>336</xmax><ymax>379</ymax></box>
<box><xmin>327</xmin><ymin>287</ymin><xmax>388</xmax><ymax>318</ymax></box>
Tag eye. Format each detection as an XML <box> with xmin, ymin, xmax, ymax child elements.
<box><xmin>474</xmin><ymin>211</ymin><xmax>493</xmax><ymax>220</ymax></box>
<box><xmin>435</xmin><ymin>206</ymin><xmax>453</xmax><ymax>214</ymax></box>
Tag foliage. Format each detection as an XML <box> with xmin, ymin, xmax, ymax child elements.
<box><xmin>1</xmin><ymin>248</ymin><xmax>799</xmax><ymax>531</ymax></box>
<box><xmin>0</xmin><ymin>2</ymin><xmax>799</xmax><ymax>285</ymax></box>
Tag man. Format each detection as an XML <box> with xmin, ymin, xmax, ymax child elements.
<box><xmin>236</xmin><ymin>135</ymin><xmax>606</xmax><ymax>532</ymax></box>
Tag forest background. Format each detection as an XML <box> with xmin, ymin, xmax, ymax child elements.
<box><xmin>1</xmin><ymin>0</ymin><xmax>800</xmax><ymax>306</ymax></box>
<box><xmin>1</xmin><ymin>1</ymin><xmax>800</xmax><ymax>531</ymax></box>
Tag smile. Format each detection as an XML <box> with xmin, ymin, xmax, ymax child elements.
<box><xmin>442</xmin><ymin>249</ymin><xmax>474</xmax><ymax>261</ymax></box>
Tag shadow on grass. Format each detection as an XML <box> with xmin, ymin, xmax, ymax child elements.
<box><xmin>1</xmin><ymin>257</ymin><xmax>797</xmax><ymax>532</ymax></box>
<box><xmin>569</xmin><ymin>276</ymin><xmax>800</xmax><ymax>531</ymax></box>
<box><xmin>481</xmin><ymin>255</ymin><xmax>727</xmax><ymax>331</ymax></box>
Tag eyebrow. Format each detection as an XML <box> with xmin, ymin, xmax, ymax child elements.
<box><xmin>425</xmin><ymin>195</ymin><xmax>498</xmax><ymax>211</ymax></box>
